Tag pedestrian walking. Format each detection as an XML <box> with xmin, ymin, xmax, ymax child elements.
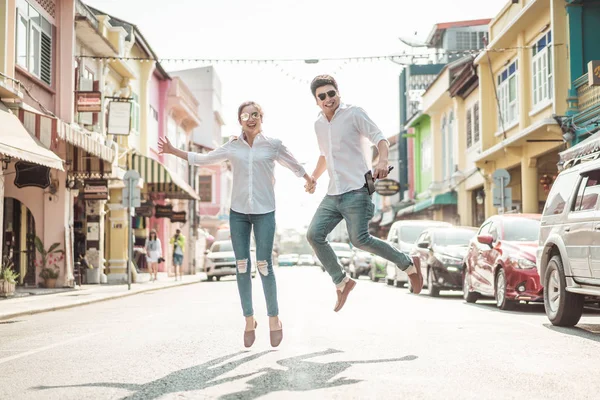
<box><xmin>145</xmin><ymin>229</ymin><xmax>162</xmax><ymax>282</ymax></box>
<box><xmin>170</xmin><ymin>229</ymin><xmax>185</xmax><ymax>281</ymax></box>
<box><xmin>158</xmin><ymin>101</ymin><xmax>315</xmax><ymax>348</ymax></box>
<box><xmin>305</xmin><ymin>75</ymin><xmax>423</xmax><ymax>312</ymax></box>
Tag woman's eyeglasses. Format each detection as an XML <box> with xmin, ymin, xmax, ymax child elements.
<box><xmin>240</xmin><ymin>111</ymin><xmax>261</xmax><ymax>122</ymax></box>
<box><xmin>317</xmin><ymin>90</ymin><xmax>337</xmax><ymax>101</ymax></box>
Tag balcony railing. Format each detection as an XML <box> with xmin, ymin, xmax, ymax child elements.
<box><xmin>169</xmin><ymin>78</ymin><xmax>200</xmax><ymax>118</ymax></box>
<box><xmin>575</xmin><ymin>73</ymin><xmax>600</xmax><ymax>115</ymax></box>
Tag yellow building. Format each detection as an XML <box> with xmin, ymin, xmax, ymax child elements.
<box><xmin>474</xmin><ymin>0</ymin><xmax>568</xmax><ymax>216</ymax></box>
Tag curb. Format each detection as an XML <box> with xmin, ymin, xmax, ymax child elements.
<box><xmin>0</xmin><ymin>279</ymin><xmax>202</xmax><ymax>321</ymax></box>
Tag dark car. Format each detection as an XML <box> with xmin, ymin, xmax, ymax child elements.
<box><xmin>463</xmin><ymin>214</ymin><xmax>542</xmax><ymax>310</ymax></box>
<box><xmin>410</xmin><ymin>226</ymin><xmax>478</xmax><ymax>296</ymax></box>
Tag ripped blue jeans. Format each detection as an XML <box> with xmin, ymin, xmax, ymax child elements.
<box><xmin>229</xmin><ymin>209</ymin><xmax>278</xmax><ymax>317</ymax></box>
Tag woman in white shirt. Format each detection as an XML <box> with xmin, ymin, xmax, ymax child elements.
<box><xmin>158</xmin><ymin>101</ymin><xmax>314</xmax><ymax>348</ymax></box>
<box><xmin>145</xmin><ymin>229</ymin><xmax>162</xmax><ymax>282</ymax></box>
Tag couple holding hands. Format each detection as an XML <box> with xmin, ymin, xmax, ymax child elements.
<box><xmin>158</xmin><ymin>75</ymin><xmax>422</xmax><ymax>348</ymax></box>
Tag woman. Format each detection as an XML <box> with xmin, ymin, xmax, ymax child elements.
<box><xmin>145</xmin><ymin>229</ymin><xmax>162</xmax><ymax>282</ymax></box>
<box><xmin>158</xmin><ymin>101</ymin><xmax>314</xmax><ymax>348</ymax></box>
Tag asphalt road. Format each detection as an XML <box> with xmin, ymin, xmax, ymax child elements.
<box><xmin>1</xmin><ymin>266</ymin><xmax>600</xmax><ymax>400</ymax></box>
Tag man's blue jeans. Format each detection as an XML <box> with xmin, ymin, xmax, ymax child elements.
<box><xmin>230</xmin><ymin>210</ymin><xmax>279</xmax><ymax>317</ymax></box>
<box><xmin>307</xmin><ymin>187</ymin><xmax>412</xmax><ymax>286</ymax></box>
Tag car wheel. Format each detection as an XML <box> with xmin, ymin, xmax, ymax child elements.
<box><xmin>544</xmin><ymin>255</ymin><xmax>584</xmax><ymax>327</ymax></box>
<box><xmin>495</xmin><ymin>268</ymin><xmax>516</xmax><ymax>311</ymax></box>
<box><xmin>428</xmin><ymin>268</ymin><xmax>440</xmax><ymax>297</ymax></box>
<box><xmin>386</xmin><ymin>278</ymin><xmax>393</xmax><ymax>286</ymax></box>
<box><xmin>207</xmin><ymin>276</ymin><xmax>214</xmax><ymax>282</ymax></box>
<box><xmin>216</xmin><ymin>276</ymin><xmax>221</xmax><ymax>282</ymax></box>
<box><xmin>395</xmin><ymin>278</ymin><xmax>404</xmax><ymax>288</ymax></box>
<box><xmin>463</xmin><ymin>269</ymin><xmax>479</xmax><ymax>303</ymax></box>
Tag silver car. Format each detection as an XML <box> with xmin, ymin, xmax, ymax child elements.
<box><xmin>384</xmin><ymin>220</ymin><xmax>452</xmax><ymax>287</ymax></box>
<box><xmin>204</xmin><ymin>240</ymin><xmax>256</xmax><ymax>281</ymax></box>
<box><xmin>538</xmin><ymin>159</ymin><xmax>600</xmax><ymax>326</ymax></box>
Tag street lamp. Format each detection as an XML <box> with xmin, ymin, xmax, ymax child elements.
<box><xmin>1</xmin><ymin>156</ymin><xmax>11</xmax><ymax>171</ymax></box>
<box><xmin>476</xmin><ymin>191</ymin><xmax>485</xmax><ymax>205</ymax></box>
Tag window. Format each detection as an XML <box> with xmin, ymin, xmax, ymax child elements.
<box><xmin>148</xmin><ymin>105</ymin><xmax>159</xmax><ymax>148</ymax></box>
<box><xmin>78</xmin><ymin>68</ymin><xmax>96</xmax><ymax>126</ymax></box>
<box><xmin>502</xmin><ymin>218</ymin><xmax>541</xmax><ymax>241</ymax></box>
<box><xmin>532</xmin><ymin>31</ymin><xmax>553</xmax><ymax>107</ymax></box>
<box><xmin>441</xmin><ymin>116</ymin><xmax>447</xmax><ymax>178</ymax></box>
<box><xmin>572</xmin><ymin>170</ymin><xmax>600</xmax><ymax>212</ymax></box>
<box><xmin>131</xmin><ymin>93</ymin><xmax>140</xmax><ymax>134</ymax></box>
<box><xmin>198</xmin><ymin>175</ymin><xmax>213</xmax><ymax>202</ymax></box>
<box><xmin>446</xmin><ymin>112</ymin><xmax>454</xmax><ymax>179</ymax></box>
<box><xmin>478</xmin><ymin>221</ymin><xmax>492</xmax><ymax>236</ymax></box>
<box><xmin>473</xmin><ymin>102</ymin><xmax>480</xmax><ymax>143</ymax></box>
<box><xmin>497</xmin><ymin>60</ymin><xmax>519</xmax><ymax>128</ymax></box>
<box><xmin>542</xmin><ymin>170</ymin><xmax>579</xmax><ymax>216</ymax></box>
<box><xmin>455</xmin><ymin>31</ymin><xmax>489</xmax><ymax>51</ymax></box>
<box><xmin>421</xmin><ymin>136</ymin><xmax>431</xmax><ymax>171</ymax></box>
<box><xmin>466</xmin><ymin>108</ymin><xmax>473</xmax><ymax>148</ymax></box>
<box><xmin>16</xmin><ymin>0</ymin><xmax>52</xmax><ymax>85</ymax></box>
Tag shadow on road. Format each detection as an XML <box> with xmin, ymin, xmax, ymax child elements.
<box><xmin>218</xmin><ymin>348</ymin><xmax>417</xmax><ymax>400</ymax></box>
<box><xmin>31</xmin><ymin>349</ymin><xmax>416</xmax><ymax>399</ymax></box>
<box><xmin>468</xmin><ymin>301</ymin><xmax>546</xmax><ymax>315</ymax></box>
<box><xmin>544</xmin><ymin>323</ymin><xmax>600</xmax><ymax>343</ymax></box>
<box><xmin>31</xmin><ymin>350</ymin><xmax>271</xmax><ymax>400</ymax></box>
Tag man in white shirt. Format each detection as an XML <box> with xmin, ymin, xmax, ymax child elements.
<box><xmin>306</xmin><ymin>75</ymin><xmax>423</xmax><ymax>312</ymax></box>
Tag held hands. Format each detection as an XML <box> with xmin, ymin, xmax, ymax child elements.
<box><xmin>373</xmin><ymin>161</ymin><xmax>390</xmax><ymax>179</ymax></box>
<box><xmin>304</xmin><ymin>175</ymin><xmax>317</xmax><ymax>194</ymax></box>
<box><xmin>158</xmin><ymin>137</ymin><xmax>174</xmax><ymax>155</ymax></box>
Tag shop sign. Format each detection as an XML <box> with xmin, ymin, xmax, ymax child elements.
<box><xmin>135</xmin><ymin>202</ymin><xmax>155</xmax><ymax>218</ymax></box>
<box><xmin>154</xmin><ymin>204</ymin><xmax>173</xmax><ymax>219</ymax></box>
<box><xmin>170</xmin><ymin>211</ymin><xmax>187</xmax><ymax>223</ymax></box>
<box><xmin>13</xmin><ymin>161</ymin><xmax>51</xmax><ymax>189</ymax></box>
<box><xmin>374</xmin><ymin>179</ymin><xmax>400</xmax><ymax>196</ymax></box>
<box><xmin>589</xmin><ymin>60</ymin><xmax>600</xmax><ymax>87</ymax></box>
<box><xmin>75</xmin><ymin>91</ymin><xmax>102</xmax><ymax>113</ymax></box>
<box><xmin>107</xmin><ymin>101</ymin><xmax>132</xmax><ymax>136</ymax></box>
<box><xmin>82</xmin><ymin>179</ymin><xmax>109</xmax><ymax>200</ymax></box>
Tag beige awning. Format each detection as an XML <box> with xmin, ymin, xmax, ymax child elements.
<box><xmin>0</xmin><ymin>110</ymin><xmax>64</xmax><ymax>170</ymax></box>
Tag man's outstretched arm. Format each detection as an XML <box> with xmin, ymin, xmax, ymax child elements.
<box><xmin>311</xmin><ymin>156</ymin><xmax>327</xmax><ymax>181</ymax></box>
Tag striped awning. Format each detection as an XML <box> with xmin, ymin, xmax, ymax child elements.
<box><xmin>67</xmin><ymin>144</ymin><xmax>112</xmax><ymax>179</ymax></box>
<box><xmin>129</xmin><ymin>154</ymin><xmax>200</xmax><ymax>200</ymax></box>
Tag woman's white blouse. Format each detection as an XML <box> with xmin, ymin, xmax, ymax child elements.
<box><xmin>187</xmin><ymin>133</ymin><xmax>306</xmax><ymax>214</ymax></box>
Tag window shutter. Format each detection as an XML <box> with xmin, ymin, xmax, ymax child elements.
<box><xmin>466</xmin><ymin>109</ymin><xmax>472</xmax><ymax>148</ymax></box>
<box><xmin>40</xmin><ymin>31</ymin><xmax>52</xmax><ymax>85</ymax></box>
<box><xmin>474</xmin><ymin>102</ymin><xmax>480</xmax><ymax>143</ymax></box>
<box><xmin>93</xmin><ymin>80</ymin><xmax>100</xmax><ymax>125</ymax></box>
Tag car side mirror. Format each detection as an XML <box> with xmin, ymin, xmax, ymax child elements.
<box><xmin>417</xmin><ymin>242</ymin><xmax>430</xmax><ymax>249</ymax></box>
<box><xmin>477</xmin><ymin>235</ymin><xmax>494</xmax><ymax>247</ymax></box>
<box><xmin>204</xmin><ymin>250</ymin><xmax>210</xmax><ymax>255</ymax></box>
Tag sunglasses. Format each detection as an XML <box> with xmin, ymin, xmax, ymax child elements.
<box><xmin>317</xmin><ymin>90</ymin><xmax>337</xmax><ymax>101</ymax></box>
<box><xmin>240</xmin><ymin>111</ymin><xmax>261</xmax><ymax>122</ymax></box>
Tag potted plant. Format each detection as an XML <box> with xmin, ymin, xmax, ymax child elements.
<box><xmin>0</xmin><ymin>255</ymin><xmax>19</xmax><ymax>297</ymax></box>
<box><xmin>35</xmin><ymin>236</ymin><xmax>64</xmax><ymax>289</ymax></box>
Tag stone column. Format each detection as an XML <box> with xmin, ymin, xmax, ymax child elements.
<box><xmin>521</xmin><ymin>156</ymin><xmax>539</xmax><ymax>214</ymax></box>
<box><xmin>106</xmin><ymin>188</ymin><xmax>129</xmax><ymax>283</ymax></box>
<box><xmin>84</xmin><ymin>199</ymin><xmax>106</xmax><ymax>284</ymax></box>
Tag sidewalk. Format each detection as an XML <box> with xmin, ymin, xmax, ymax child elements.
<box><xmin>0</xmin><ymin>273</ymin><xmax>206</xmax><ymax>321</ymax></box>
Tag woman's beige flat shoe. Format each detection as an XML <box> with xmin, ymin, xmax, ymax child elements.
<box><xmin>244</xmin><ymin>321</ymin><xmax>258</xmax><ymax>348</ymax></box>
<box><xmin>270</xmin><ymin>322</ymin><xmax>283</xmax><ymax>348</ymax></box>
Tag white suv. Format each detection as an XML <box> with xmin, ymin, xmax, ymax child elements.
<box><xmin>538</xmin><ymin>154</ymin><xmax>600</xmax><ymax>326</ymax></box>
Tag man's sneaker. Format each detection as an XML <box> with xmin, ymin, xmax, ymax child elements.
<box><xmin>407</xmin><ymin>256</ymin><xmax>423</xmax><ymax>294</ymax></box>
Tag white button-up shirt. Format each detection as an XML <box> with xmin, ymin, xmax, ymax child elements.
<box><xmin>314</xmin><ymin>103</ymin><xmax>388</xmax><ymax>196</ymax></box>
<box><xmin>187</xmin><ymin>133</ymin><xmax>306</xmax><ymax>214</ymax></box>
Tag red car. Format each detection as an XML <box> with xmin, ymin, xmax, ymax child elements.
<box><xmin>463</xmin><ymin>214</ymin><xmax>542</xmax><ymax>310</ymax></box>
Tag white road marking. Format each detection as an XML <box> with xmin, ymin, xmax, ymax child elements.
<box><xmin>0</xmin><ymin>333</ymin><xmax>100</xmax><ymax>365</ymax></box>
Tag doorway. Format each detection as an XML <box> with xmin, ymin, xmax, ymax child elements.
<box><xmin>2</xmin><ymin>198</ymin><xmax>36</xmax><ymax>286</ymax></box>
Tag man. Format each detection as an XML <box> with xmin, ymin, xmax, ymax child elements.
<box><xmin>306</xmin><ymin>74</ymin><xmax>423</xmax><ymax>312</ymax></box>
<box><xmin>170</xmin><ymin>229</ymin><xmax>185</xmax><ymax>281</ymax></box>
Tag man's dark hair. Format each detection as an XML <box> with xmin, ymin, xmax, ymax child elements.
<box><xmin>310</xmin><ymin>75</ymin><xmax>338</xmax><ymax>98</ymax></box>
<box><xmin>176</xmin><ymin>229</ymin><xmax>181</xmax><ymax>234</ymax></box>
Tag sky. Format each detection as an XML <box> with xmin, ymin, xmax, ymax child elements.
<box><xmin>87</xmin><ymin>0</ymin><xmax>507</xmax><ymax>230</ymax></box>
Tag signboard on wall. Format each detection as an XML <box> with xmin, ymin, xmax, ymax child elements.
<box><xmin>154</xmin><ymin>204</ymin><xmax>173</xmax><ymax>219</ymax></box>
<box><xmin>588</xmin><ymin>60</ymin><xmax>600</xmax><ymax>86</ymax></box>
<box><xmin>75</xmin><ymin>91</ymin><xmax>102</xmax><ymax>113</ymax></box>
<box><xmin>82</xmin><ymin>179</ymin><xmax>109</xmax><ymax>200</ymax></box>
<box><xmin>170</xmin><ymin>211</ymin><xmax>187</xmax><ymax>223</ymax></box>
<box><xmin>107</xmin><ymin>101</ymin><xmax>132</xmax><ymax>135</ymax></box>
<box><xmin>13</xmin><ymin>161</ymin><xmax>51</xmax><ymax>189</ymax></box>
<box><xmin>135</xmin><ymin>202</ymin><xmax>155</xmax><ymax>218</ymax></box>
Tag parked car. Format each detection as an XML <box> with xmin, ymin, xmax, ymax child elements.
<box><xmin>204</xmin><ymin>240</ymin><xmax>256</xmax><ymax>281</ymax></box>
<box><xmin>349</xmin><ymin>249</ymin><xmax>373</xmax><ymax>280</ymax></box>
<box><xmin>383</xmin><ymin>220</ymin><xmax>453</xmax><ymax>287</ymax></box>
<box><xmin>278</xmin><ymin>254</ymin><xmax>299</xmax><ymax>267</ymax></box>
<box><xmin>297</xmin><ymin>254</ymin><xmax>315</xmax><ymax>266</ymax></box>
<box><xmin>538</xmin><ymin>161</ymin><xmax>600</xmax><ymax>326</ymax></box>
<box><xmin>463</xmin><ymin>214</ymin><xmax>542</xmax><ymax>310</ymax></box>
<box><xmin>411</xmin><ymin>226</ymin><xmax>478</xmax><ymax>296</ymax></box>
<box><xmin>330</xmin><ymin>242</ymin><xmax>354</xmax><ymax>272</ymax></box>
